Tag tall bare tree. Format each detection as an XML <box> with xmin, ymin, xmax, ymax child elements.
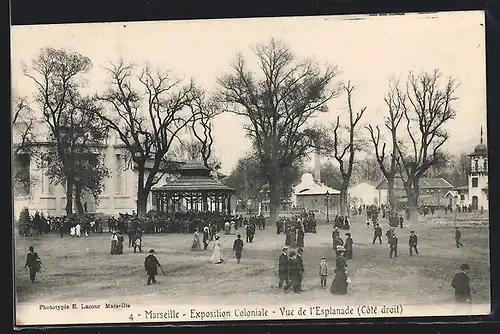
<box><xmin>366</xmin><ymin>77</ymin><xmax>404</xmax><ymax>210</ymax></box>
<box><xmin>12</xmin><ymin>95</ymin><xmax>37</xmax><ymax>195</ymax></box>
<box><xmin>95</xmin><ymin>61</ymin><xmax>200</xmax><ymax>217</ymax></box>
<box><xmin>189</xmin><ymin>94</ymin><xmax>222</xmax><ymax>170</ymax></box>
<box><xmin>23</xmin><ymin>47</ymin><xmax>94</xmax><ymax>216</ymax></box>
<box><xmin>394</xmin><ymin>70</ymin><xmax>459</xmax><ymax>221</ymax></box>
<box><xmin>325</xmin><ymin>82</ymin><xmax>367</xmax><ymax>215</ymax></box>
<box><xmin>217</xmin><ymin>38</ymin><xmax>339</xmax><ymax>222</ymax></box>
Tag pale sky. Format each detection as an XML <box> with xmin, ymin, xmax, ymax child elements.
<box><xmin>11</xmin><ymin>11</ymin><xmax>487</xmax><ymax>175</ymax></box>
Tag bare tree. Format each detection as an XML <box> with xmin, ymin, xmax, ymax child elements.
<box><xmin>12</xmin><ymin>95</ymin><xmax>37</xmax><ymax>194</ymax></box>
<box><xmin>326</xmin><ymin>82</ymin><xmax>367</xmax><ymax>215</ymax></box>
<box><xmin>217</xmin><ymin>38</ymin><xmax>339</xmax><ymax>222</ymax></box>
<box><xmin>189</xmin><ymin>94</ymin><xmax>222</xmax><ymax>170</ymax></box>
<box><xmin>366</xmin><ymin>77</ymin><xmax>404</xmax><ymax>210</ymax></box>
<box><xmin>394</xmin><ymin>70</ymin><xmax>459</xmax><ymax>221</ymax></box>
<box><xmin>95</xmin><ymin>60</ymin><xmax>200</xmax><ymax>217</ymax></box>
<box><xmin>23</xmin><ymin>47</ymin><xmax>93</xmax><ymax>216</ymax></box>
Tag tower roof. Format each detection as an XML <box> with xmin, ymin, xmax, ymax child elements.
<box><xmin>471</xmin><ymin>126</ymin><xmax>487</xmax><ymax>156</ymax></box>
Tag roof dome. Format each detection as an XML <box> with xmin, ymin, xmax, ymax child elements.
<box><xmin>474</xmin><ymin>143</ymin><xmax>487</xmax><ymax>154</ymax></box>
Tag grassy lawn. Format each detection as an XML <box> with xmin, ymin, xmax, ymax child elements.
<box><xmin>14</xmin><ymin>214</ymin><xmax>490</xmax><ymax>308</ymax></box>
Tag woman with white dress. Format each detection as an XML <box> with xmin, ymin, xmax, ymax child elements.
<box><xmin>211</xmin><ymin>235</ymin><xmax>224</xmax><ymax>264</ymax></box>
<box><xmin>75</xmin><ymin>223</ymin><xmax>81</xmax><ymax>237</ymax></box>
<box><xmin>110</xmin><ymin>232</ymin><xmax>118</xmax><ymax>254</ymax></box>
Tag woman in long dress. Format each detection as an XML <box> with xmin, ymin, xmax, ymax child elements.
<box><xmin>110</xmin><ymin>232</ymin><xmax>118</xmax><ymax>254</ymax></box>
<box><xmin>296</xmin><ymin>228</ymin><xmax>305</xmax><ymax>248</ymax></box>
<box><xmin>191</xmin><ymin>228</ymin><xmax>202</xmax><ymax>251</ymax></box>
<box><xmin>331</xmin><ymin>246</ymin><xmax>349</xmax><ymax>295</ymax></box>
<box><xmin>211</xmin><ymin>235</ymin><xmax>224</xmax><ymax>264</ymax></box>
<box><xmin>75</xmin><ymin>223</ymin><xmax>81</xmax><ymax>237</ymax></box>
<box><xmin>117</xmin><ymin>232</ymin><xmax>124</xmax><ymax>254</ymax></box>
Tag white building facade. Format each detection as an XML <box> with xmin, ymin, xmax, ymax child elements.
<box><xmin>12</xmin><ymin>130</ymin><xmax>167</xmax><ymax>218</ymax></box>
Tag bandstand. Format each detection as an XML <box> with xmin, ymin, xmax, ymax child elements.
<box><xmin>151</xmin><ymin>161</ymin><xmax>235</xmax><ymax>214</ymax></box>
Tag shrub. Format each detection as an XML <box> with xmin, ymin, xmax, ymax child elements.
<box><xmin>18</xmin><ymin>207</ymin><xmax>31</xmax><ymax>236</ymax></box>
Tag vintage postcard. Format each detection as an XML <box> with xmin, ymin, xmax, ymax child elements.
<box><xmin>12</xmin><ymin>11</ymin><xmax>490</xmax><ymax>326</ymax></box>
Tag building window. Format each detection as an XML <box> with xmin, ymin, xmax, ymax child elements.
<box><xmin>460</xmin><ymin>194</ymin><xmax>465</xmax><ymax>200</ymax></box>
<box><xmin>484</xmin><ymin>159</ymin><xmax>488</xmax><ymax>171</ymax></box>
<box><xmin>47</xmin><ymin>177</ymin><xmax>54</xmax><ymax>195</ymax></box>
<box><xmin>472</xmin><ymin>177</ymin><xmax>478</xmax><ymax>188</ymax></box>
<box><xmin>474</xmin><ymin>159</ymin><xmax>479</xmax><ymax>172</ymax></box>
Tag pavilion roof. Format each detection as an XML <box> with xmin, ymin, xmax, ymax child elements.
<box><xmin>152</xmin><ymin>175</ymin><xmax>235</xmax><ymax>193</ymax></box>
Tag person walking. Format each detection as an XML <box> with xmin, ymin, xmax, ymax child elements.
<box><xmin>452</xmin><ymin>264</ymin><xmax>472</xmax><ymax>303</ymax></box>
<box><xmin>232</xmin><ymin>234</ymin><xmax>244</xmax><ymax>264</ymax></box>
<box><xmin>455</xmin><ymin>226</ymin><xmax>463</xmax><ymax>248</ymax></box>
<box><xmin>278</xmin><ymin>246</ymin><xmax>289</xmax><ymax>289</ymax></box>
<box><xmin>319</xmin><ymin>256</ymin><xmax>328</xmax><ymax>288</ymax></box>
<box><xmin>144</xmin><ymin>249</ymin><xmax>162</xmax><ymax>285</ymax></box>
<box><xmin>25</xmin><ymin>246</ymin><xmax>41</xmax><ymax>283</ymax></box>
<box><xmin>409</xmin><ymin>230</ymin><xmax>419</xmax><ymax>256</ymax></box>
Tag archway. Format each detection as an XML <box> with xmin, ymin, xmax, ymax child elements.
<box><xmin>472</xmin><ymin>196</ymin><xmax>478</xmax><ymax>210</ymax></box>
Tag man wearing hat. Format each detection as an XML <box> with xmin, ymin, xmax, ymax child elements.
<box><xmin>451</xmin><ymin>264</ymin><xmax>472</xmax><ymax>303</ymax></box>
<box><xmin>389</xmin><ymin>232</ymin><xmax>398</xmax><ymax>258</ymax></box>
<box><xmin>278</xmin><ymin>246</ymin><xmax>289</xmax><ymax>289</ymax></box>
<box><xmin>296</xmin><ymin>248</ymin><xmax>305</xmax><ymax>292</ymax></box>
<box><xmin>144</xmin><ymin>249</ymin><xmax>162</xmax><ymax>285</ymax></box>
<box><xmin>409</xmin><ymin>231</ymin><xmax>418</xmax><ymax>256</ymax></box>
<box><xmin>284</xmin><ymin>250</ymin><xmax>301</xmax><ymax>293</ymax></box>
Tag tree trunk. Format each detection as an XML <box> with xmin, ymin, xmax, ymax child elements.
<box><xmin>136</xmin><ymin>164</ymin><xmax>148</xmax><ymax>218</ymax></box>
<box><xmin>75</xmin><ymin>185</ymin><xmax>84</xmax><ymax>216</ymax></box>
<box><xmin>339</xmin><ymin>185</ymin><xmax>348</xmax><ymax>216</ymax></box>
<box><xmin>65</xmin><ymin>178</ymin><xmax>74</xmax><ymax>217</ymax></box>
<box><xmin>137</xmin><ymin>190</ymin><xmax>148</xmax><ymax>218</ymax></box>
<box><xmin>268</xmin><ymin>179</ymin><xmax>280</xmax><ymax>224</ymax></box>
<box><xmin>387</xmin><ymin>176</ymin><xmax>396</xmax><ymax>211</ymax></box>
<box><xmin>406</xmin><ymin>179</ymin><xmax>419</xmax><ymax>222</ymax></box>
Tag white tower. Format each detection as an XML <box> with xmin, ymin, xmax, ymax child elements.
<box><xmin>467</xmin><ymin>127</ymin><xmax>488</xmax><ymax>210</ymax></box>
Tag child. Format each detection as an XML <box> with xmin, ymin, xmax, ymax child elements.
<box><xmin>366</xmin><ymin>217</ymin><xmax>371</xmax><ymax>229</ymax></box>
<box><xmin>319</xmin><ymin>256</ymin><xmax>328</xmax><ymax>288</ymax></box>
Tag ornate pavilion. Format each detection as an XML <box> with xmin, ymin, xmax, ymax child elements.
<box><xmin>151</xmin><ymin>161</ymin><xmax>235</xmax><ymax>214</ymax></box>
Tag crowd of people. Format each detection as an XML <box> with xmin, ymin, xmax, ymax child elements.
<box><xmin>20</xmin><ymin>205</ymin><xmax>474</xmax><ymax>304</ymax></box>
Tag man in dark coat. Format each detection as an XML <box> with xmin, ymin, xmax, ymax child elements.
<box><xmin>25</xmin><ymin>246</ymin><xmax>41</xmax><ymax>283</ymax></box>
<box><xmin>455</xmin><ymin>226</ymin><xmax>463</xmax><ymax>248</ymax></box>
<box><xmin>296</xmin><ymin>248</ymin><xmax>305</xmax><ymax>291</ymax></box>
<box><xmin>373</xmin><ymin>224</ymin><xmax>383</xmax><ymax>244</ymax></box>
<box><xmin>409</xmin><ymin>230</ymin><xmax>418</xmax><ymax>256</ymax></box>
<box><xmin>389</xmin><ymin>232</ymin><xmax>398</xmax><ymax>258</ymax></box>
<box><xmin>144</xmin><ymin>249</ymin><xmax>162</xmax><ymax>285</ymax></box>
<box><xmin>451</xmin><ymin>264</ymin><xmax>472</xmax><ymax>303</ymax></box>
<box><xmin>284</xmin><ymin>251</ymin><xmax>301</xmax><ymax>293</ymax></box>
<box><xmin>278</xmin><ymin>247</ymin><xmax>289</xmax><ymax>289</ymax></box>
<box><xmin>232</xmin><ymin>234</ymin><xmax>244</xmax><ymax>264</ymax></box>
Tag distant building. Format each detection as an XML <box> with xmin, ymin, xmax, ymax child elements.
<box><xmin>292</xmin><ymin>173</ymin><xmax>340</xmax><ymax>212</ymax></box>
<box><xmin>375</xmin><ymin>177</ymin><xmax>454</xmax><ymax>207</ymax></box>
<box><xmin>348</xmin><ymin>181</ymin><xmax>378</xmax><ymax>207</ymax></box>
<box><xmin>446</xmin><ymin>129</ymin><xmax>488</xmax><ymax>210</ymax></box>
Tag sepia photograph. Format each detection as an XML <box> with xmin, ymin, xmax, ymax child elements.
<box><xmin>12</xmin><ymin>11</ymin><xmax>490</xmax><ymax>326</ymax></box>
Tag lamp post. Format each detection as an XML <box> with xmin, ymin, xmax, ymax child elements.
<box><xmin>326</xmin><ymin>190</ymin><xmax>330</xmax><ymax>224</ymax></box>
